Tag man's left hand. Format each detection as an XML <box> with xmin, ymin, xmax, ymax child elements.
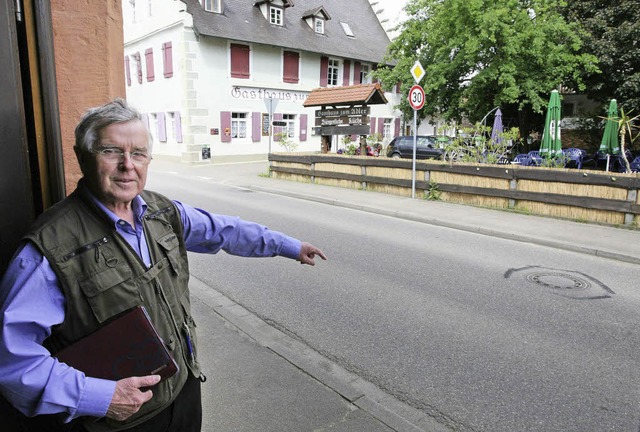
<box><xmin>297</xmin><ymin>242</ymin><xmax>327</xmax><ymax>266</ymax></box>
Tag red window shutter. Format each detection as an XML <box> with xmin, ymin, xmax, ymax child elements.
<box><xmin>230</xmin><ymin>44</ymin><xmax>250</xmax><ymax>78</ymax></box>
<box><xmin>370</xmin><ymin>116</ymin><xmax>376</xmax><ymax>135</ymax></box>
<box><xmin>124</xmin><ymin>56</ymin><xmax>131</xmax><ymax>86</ymax></box>
<box><xmin>157</xmin><ymin>112</ymin><xmax>166</xmax><ymax>142</ymax></box>
<box><xmin>342</xmin><ymin>60</ymin><xmax>351</xmax><ymax>86</ymax></box>
<box><xmin>162</xmin><ymin>42</ymin><xmax>173</xmax><ymax>78</ymax></box>
<box><xmin>273</xmin><ymin>113</ymin><xmax>283</xmax><ymax>136</ymax></box>
<box><xmin>377</xmin><ymin>118</ymin><xmax>384</xmax><ymax>136</ymax></box>
<box><xmin>283</xmin><ymin>51</ymin><xmax>299</xmax><ymax>84</ymax></box>
<box><xmin>319</xmin><ymin>56</ymin><xmax>329</xmax><ymax>87</ymax></box>
<box><xmin>394</xmin><ymin>118</ymin><xmax>401</xmax><ymax>137</ymax></box>
<box><xmin>221</xmin><ymin>111</ymin><xmax>232</xmax><ymax>143</ymax></box>
<box><xmin>353</xmin><ymin>62</ymin><xmax>361</xmax><ymax>85</ymax></box>
<box><xmin>252</xmin><ymin>112</ymin><xmax>261</xmax><ymax>142</ymax></box>
<box><xmin>145</xmin><ymin>48</ymin><xmax>155</xmax><ymax>82</ymax></box>
<box><xmin>299</xmin><ymin>114</ymin><xmax>307</xmax><ymax>142</ymax></box>
<box><xmin>174</xmin><ymin>112</ymin><xmax>183</xmax><ymax>143</ymax></box>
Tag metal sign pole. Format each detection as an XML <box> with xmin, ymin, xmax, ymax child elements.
<box><xmin>264</xmin><ymin>98</ymin><xmax>279</xmax><ymax>155</ymax></box>
<box><xmin>268</xmin><ymin>99</ymin><xmax>273</xmax><ymax>155</ymax></box>
<box><xmin>412</xmin><ymin>109</ymin><xmax>417</xmax><ymax>198</ymax></box>
<box><xmin>269</xmin><ymin>119</ymin><xmax>272</xmax><ymax>154</ymax></box>
<box><xmin>409</xmin><ymin>60</ymin><xmax>426</xmax><ymax>199</ymax></box>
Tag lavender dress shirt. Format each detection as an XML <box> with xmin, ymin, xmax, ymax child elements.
<box><xmin>0</xmin><ymin>193</ymin><xmax>301</xmax><ymax>422</ymax></box>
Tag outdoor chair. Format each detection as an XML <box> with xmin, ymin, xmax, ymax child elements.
<box><xmin>580</xmin><ymin>151</ymin><xmax>596</xmax><ymax>168</ymax></box>
<box><xmin>528</xmin><ymin>150</ymin><xmax>542</xmax><ymax>166</ymax></box>
<box><xmin>512</xmin><ymin>154</ymin><xmax>532</xmax><ymax>166</ymax></box>
<box><xmin>563</xmin><ymin>148</ymin><xmax>585</xmax><ymax>169</ymax></box>
<box><xmin>614</xmin><ymin>151</ymin><xmax>635</xmax><ymax>172</ymax></box>
<box><xmin>593</xmin><ymin>150</ymin><xmax>610</xmax><ymax>169</ymax></box>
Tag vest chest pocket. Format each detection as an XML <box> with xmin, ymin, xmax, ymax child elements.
<box><xmin>78</xmin><ymin>265</ymin><xmax>141</xmax><ymax>323</ymax></box>
<box><xmin>156</xmin><ymin>232</ymin><xmax>182</xmax><ymax>275</ymax></box>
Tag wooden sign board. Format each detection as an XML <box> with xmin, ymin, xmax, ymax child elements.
<box><xmin>315</xmin><ymin>107</ymin><xmax>370</xmax><ymax>118</ymax></box>
<box><xmin>315</xmin><ymin>115</ymin><xmax>369</xmax><ymax>127</ymax></box>
<box><xmin>315</xmin><ymin>125</ymin><xmax>371</xmax><ymax>136</ymax></box>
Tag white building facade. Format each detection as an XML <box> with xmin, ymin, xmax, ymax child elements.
<box><xmin>123</xmin><ymin>0</ymin><xmax>403</xmax><ymax>162</ymax></box>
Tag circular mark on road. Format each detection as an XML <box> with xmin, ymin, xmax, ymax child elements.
<box><xmin>504</xmin><ymin>266</ymin><xmax>614</xmax><ymax>300</ymax></box>
<box><xmin>525</xmin><ymin>272</ymin><xmax>592</xmax><ymax>291</ymax></box>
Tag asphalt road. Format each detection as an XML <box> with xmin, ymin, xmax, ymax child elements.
<box><xmin>147</xmin><ymin>161</ymin><xmax>640</xmax><ymax>432</ymax></box>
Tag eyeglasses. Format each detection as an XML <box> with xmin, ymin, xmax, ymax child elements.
<box><xmin>91</xmin><ymin>147</ymin><xmax>151</xmax><ymax>164</ymax></box>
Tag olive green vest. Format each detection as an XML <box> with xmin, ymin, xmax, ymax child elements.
<box><xmin>25</xmin><ymin>186</ymin><xmax>201</xmax><ymax>432</ymax></box>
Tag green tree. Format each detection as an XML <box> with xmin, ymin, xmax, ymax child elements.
<box><xmin>562</xmin><ymin>0</ymin><xmax>640</xmax><ymax>113</ymax></box>
<box><xmin>375</xmin><ymin>0</ymin><xmax>598</xmax><ymax>136</ymax></box>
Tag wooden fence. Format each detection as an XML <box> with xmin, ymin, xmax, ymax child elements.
<box><xmin>269</xmin><ymin>153</ymin><xmax>640</xmax><ymax>227</ymax></box>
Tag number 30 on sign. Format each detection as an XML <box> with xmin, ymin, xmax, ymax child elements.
<box><xmin>408</xmin><ymin>85</ymin><xmax>425</xmax><ymax>111</ymax></box>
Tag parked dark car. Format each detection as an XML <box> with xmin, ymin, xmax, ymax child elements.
<box><xmin>386</xmin><ymin>135</ymin><xmax>447</xmax><ymax>159</ymax></box>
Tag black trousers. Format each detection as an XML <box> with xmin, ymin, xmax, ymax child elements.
<box><xmin>3</xmin><ymin>374</ymin><xmax>202</xmax><ymax>432</ymax></box>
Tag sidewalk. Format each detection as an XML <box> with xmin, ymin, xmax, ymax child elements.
<box><xmin>168</xmin><ymin>158</ymin><xmax>639</xmax><ymax>431</ymax></box>
<box><xmin>191</xmin><ymin>277</ymin><xmax>443</xmax><ymax>432</ymax></box>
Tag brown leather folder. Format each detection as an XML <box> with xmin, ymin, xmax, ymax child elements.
<box><xmin>55</xmin><ymin>306</ymin><xmax>179</xmax><ymax>382</ymax></box>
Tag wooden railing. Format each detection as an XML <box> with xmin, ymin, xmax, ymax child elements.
<box><xmin>269</xmin><ymin>153</ymin><xmax>640</xmax><ymax>227</ymax></box>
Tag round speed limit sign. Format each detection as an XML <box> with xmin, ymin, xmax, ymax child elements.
<box><xmin>408</xmin><ymin>85</ymin><xmax>425</xmax><ymax>110</ymax></box>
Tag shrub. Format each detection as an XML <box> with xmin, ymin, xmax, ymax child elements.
<box><xmin>276</xmin><ymin>132</ymin><xmax>298</xmax><ymax>152</ymax></box>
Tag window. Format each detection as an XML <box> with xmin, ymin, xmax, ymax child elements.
<box><xmin>283</xmin><ymin>114</ymin><xmax>296</xmax><ymax>138</ymax></box>
<box><xmin>360</xmin><ymin>64</ymin><xmax>371</xmax><ymax>84</ymax></box>
<box><xmin>165</xmin><ymin>111</ymin><xmax>182</xmax><ymax>143</ymax></box>
<box><xmin>203</xmin><ymin>0</ymin><xmax>221</xmax><ymax>13</ymax></box>
<box><xmin>231</xmin><ymin>113</ymin><xmax>247</xmax><ymax>138</ymax></box>
<box><xmin>167</xmin><ymin>112</ymin><xmax>176</xmax><ymax>142</ymax></box>
<box><xmin>315</xmin><ymin>18</ymin><xmax>324</xmax><ymax>34</ymax></box>
<box><xmin>340</xmin><ymin>22</ymin><xmax>354</xmax><ymax>37</ymax></box>
<box><xmin>328</xmin><ymin>59</ymin><xmax>339</xmax><ymax>86</ymax></box>
<box><xmin>383</xmin><ymin>118</ymin><xmax>392</xmax><ymax>139</ymax></box>
<box><xmin>129</xmin><ymin>0</ymin><xmax>136</xmax><ymax>23</ymax></box>
<box><xmin>283</xmin><ymin>51</ymin><xmax>299</xmax><ymax>83</ymax></box>
<box><xmin>270</xmin><ymin>6</ymin><xmax>283</xmax><ymax>26</ymax></box>
<box><xmin>230</xmin><ymin>44</ymin><xmax>250</xmax><ymax>79</ymax></box>
<box><xmin>132</xmin><ymin>52</ymin><xmax>142</xmax><ymax>84</ymax></box>
<box><xmin>149</xmin><ymin>113</ymin><xmax>158</xmax><ymax>143</ymax></box>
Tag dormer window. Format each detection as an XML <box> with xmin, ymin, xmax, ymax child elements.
<box><xmin>203</xmin><ymin>0</ymin><xmax>222</xmax><ymax>13</ymax></box>
<box><xmin>302</xmin><ymin>6</ymin><xmax>331</xmax><ymax>34</ymax></box>
<box><xmin>270</xmin><ymin>6</ymin><xmax>283</xmax><ymax>25</ymax></box>
<box><xmin>255</xmin><ymin>1</ymin><xmax>293</xmax><ymax>23</ymax></box>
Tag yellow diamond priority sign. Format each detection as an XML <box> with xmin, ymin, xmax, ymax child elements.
<box><xmin>410</xmin><ymin>60</ymin><xmax>425</xmax><ymax>84</ymax></box>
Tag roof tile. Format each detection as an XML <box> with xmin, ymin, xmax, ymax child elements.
<box><xmin>303</xmin><ymin>83</ymin><xmax>388</xmax><ymax>107</ymax></box>
<box><xmin>182</xmin><ymin>0</ymin><xmax>390</xmax><ymax>64</ymax></box>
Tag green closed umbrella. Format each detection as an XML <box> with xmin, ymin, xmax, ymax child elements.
<box><xmin>539</xmin><ymin>90</ymin><xmax>562</xmax><ymax>159</ymax></box>
<box><xmin>599</xmin><ymin>99</ymin><xmax>620</xmax><ymax>171</ymax></box>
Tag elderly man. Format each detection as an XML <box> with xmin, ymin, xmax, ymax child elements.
<box><xmin>0</xmin><ymin>98</ymin><xmax>326</xmax><ymax>431</ymax></box>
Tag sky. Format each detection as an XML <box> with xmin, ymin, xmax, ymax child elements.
<box><xmin>372</xmin><ymin>0</ymin><xmax>409</xmax><ymax>39</ymax></box>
